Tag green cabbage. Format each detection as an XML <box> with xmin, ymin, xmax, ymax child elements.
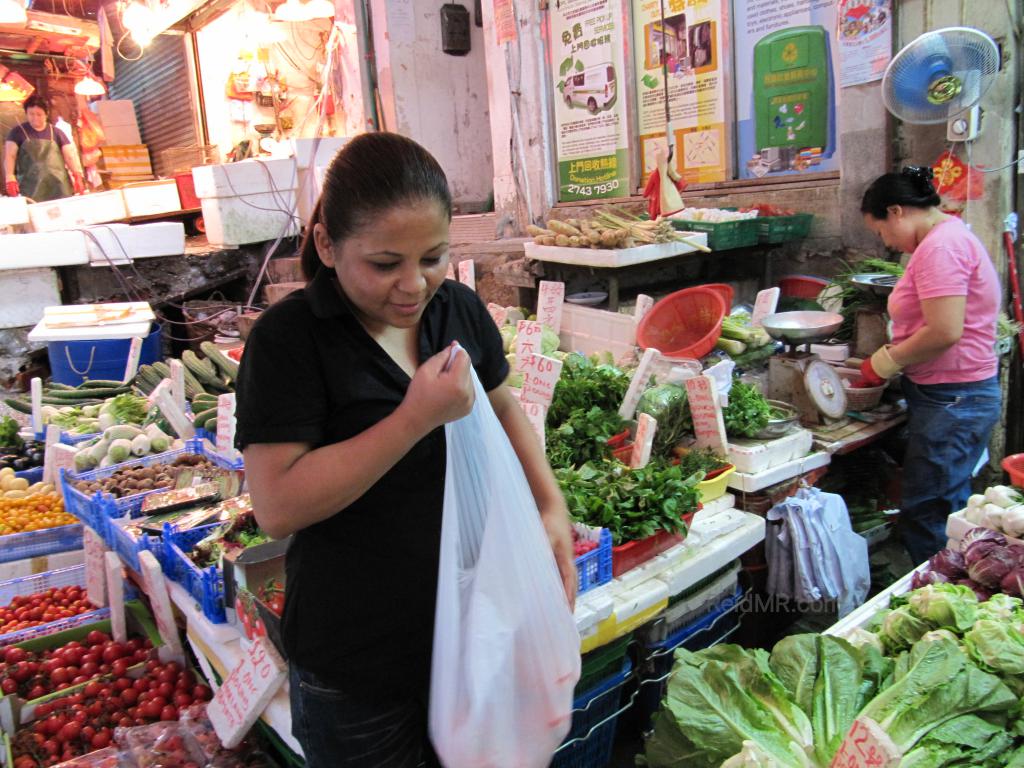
<box><xmin>964</xmin><ymin>619</ymin><xmax>1024</xmax><ymax>675</ymax></box>
<box><xmin>907</xmin><ymin>584</ymin><xmax>978</xmax><ymax>632</ymax></box>
<box><xmin>879</xmin><ymin>606</ymin><xmax>933</xmax><ymax>652</ymax></box>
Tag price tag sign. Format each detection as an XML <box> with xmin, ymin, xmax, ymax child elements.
<box><xmin>619</xmin><ymin>347</ymin><xmax>659</xmax><ymax>420</ymax></box>
<box><xmin>630</xmin><ymin>413</ymin><xmax>656</xmax><ymax>468</ymax></box>
<box><xmin>515</xmin><ymin>320</ymin><xmax>543</xmax><ymax>360</ymax></box>
<box><xmin>519</xmin><ymin>354</ymin><xmax>563</xmax><ymax>406</ymax></box>
<box><xmin>169</xmin><ymin>359</ymin><xmax>186</xmax><ymax>413</ymax></box>
<box><xmin>830</xmin><ymin>717</ymin><xmax>902</xmax><ymax>768</ymax></box>
<box><xmin>633</xmin><ymin>294</ymin><xmax>655</xmax><ymax>324</ymax></box>
<box><xmin>30</xmin><ymin>377</ymin><xmax>43</xmax><ymax>436</ymax></box>
<box><xmin>83</xmin><ymin>528</ymin><xmax>108</xmax><ymax>607</ymax></box>
<box><xmin>215</xmin><ymin>393</ymin><xmax>239</xmax><ymax>462</ymax></box>
<box><xmin>458</xmin><ymin>259</ymin><xmax>476</xmax><ymax>291</ymax></box>
<box><xmin>537</xmin><ymin>280</ymin><xmax>565</xmax><ymax>333</ymax></box>
<box><xmin>208</xmin><ymin>637</ymin><xmax>288</xmax><ymax>748</ymax></box>
<box><xmin>45</xmin><ymin>443</ymin><xmax>77</xmax><ymax>495</ymax></box>
<box><xmin>122</xmin><ymin>336</ymin><xmax>144</xmax><ymax>384</ymax></box>
<box><xmin>138</xmin><ymin>550</ymin><xmax>184</xmax><ymax>659</ymax></box>
<box><xmin>519</xmin><ymin>400</ymin><xmax>546</xmax><ymax>450</ymax></box>
<box><xmin>104</xmin><ymin>551</ymin><xmax>126</xmax><ymax>642</ymax></box>
<box><xmin>487</xmin><ymin>302</ymin><xmax>509</xmax><ymax>328</ymax></box>
<box><xmin>446</xmin><ymin>262</ymin><xmax>456</xmax><ymax>280</ymax></box>
<box><xmin>752</xmin><ymin>287</ymin><xmax>780</xmax><ymax>327</ymax></box>
<box><xmin>152</xmin><ymin>380</ymin><xmax>195</xmax><ymax>441</ymax></box>
<box><xmin>685</xmin><ymin>375</ymin><xmax>728</xmax><ymax>455</ymax></box>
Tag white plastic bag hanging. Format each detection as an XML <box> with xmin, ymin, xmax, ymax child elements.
<box><xmin>430</xmin><ymin>367</ymin><xmax>580</xmax><ymax>768</ymax></box>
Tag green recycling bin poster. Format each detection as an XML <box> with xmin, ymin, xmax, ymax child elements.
<box><xmin>551</xmin><ymin>0</ymin><xmax>630</xmax><ymax>202</ymax></box>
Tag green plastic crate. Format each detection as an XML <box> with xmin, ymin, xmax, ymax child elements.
<box><xmin>577</xmin><ymin>632</ymin><xmax>632</xmax><ymax>695</ymax></box>
<box><xmin>756</xmin><ymin>213</ymin><xmax>813</xmax><ymax>244</ymax></box>
<box><xmin>671</xmin><ymin>217</ymin><xmax>758</xmax><ymax>251</ymax></box>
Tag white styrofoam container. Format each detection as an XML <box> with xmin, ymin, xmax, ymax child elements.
<box><xmin>84</xmin><ymin>222</ymin><xmax>186</xmax><ymax>265</ymax></box>
<box><xmin>524</xmin><ymin>236</ymin><xmax>708</xmax><ymax>269</ymax></box>
<box><xmin>289</xmin><ymin>136</ymin><xmax>349</xmax><ymax>169</ymax></box>
<box><xmin>200</xmin><ymin>191</ymin><xmax>300</xmax><ymax>247</ymax></box>
<box><xmin>727</xmin><ymin>451</ymin><xmax>831</xmax><ymax>493</ymax></box>
<box><xmin>0</xmin><ymin>231</ymin><xmax>88</xmax><ymax>269</ymax></box>
<box><xmin>120</xmin><ymin>180</ymin><xmax>181</xmax><ymax>217</ymax></box>
<box><xmin>0</xmin><ymin>268</ymin><xmax>62</xmax><ymax>330</ymax></box>
<box><xmin>28</xmin><ymin>302</ymin><xmax>155</xmax><ymax>342</ymax></box>
<box><xmin>295</xmin><ymin>166</ymin><xmax>324</xmax><ymax>225</ymax></box>
<box><xmin>0</xmin><ymin>548</ymin><xmax>84</xmax><ymax>582</ymax></box>
<box><xmin>727</xmin><ymin>428</ymin><xmax>813</xmax><ymax>475</ymax></box>
<box><xmin>825</xmin><ymin>565</ymin><xmax>922</xmax><ymax>638</ymax></box>
<box><xmin>559</xmin><ymin>303</ymin><xmax>637</xmax><ymax>364</ymax></box>
<box><xmin>657</xmin><ymin>512</ymin><xmax>765</xmax><ymax>596</ymax></box>
<box><xmin>946</xmin><ymin>509</ymin><xmax>1021</xmax><ymax>547</ymax></box>
<box><xmin>0</xmin><ymin>196</ymin><xmax>29</xmax><ymax>226</ymax></box>
<box><xmin>612</xmin><ymin>579</ymin><xmax>670</xmax><ymax>624</ymax></box>
<box><xmin>192</xmin><ymin>158</ymin><xmax>298</xmax><ymax>200</ymax></box>
<box><xmin>28</xmin><ymin>191</ymin><xmax>127</xmax><ymax>232</ymax></box>
<box><xmin>93</xmin><ymin>100</ymin><xmax>138</xmax><ymax>129</ymax></box>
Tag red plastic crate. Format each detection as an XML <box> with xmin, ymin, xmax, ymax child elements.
<box><xmin>611</xmin><ymin>510</ymin><xmax>696</xmax><ymax>577</ymax></box>
<box><xmin>778</xmin><ymin>274</ymin><xmax>829</xmax><ymax>300</ymax></box>
<box><xmin>175</xmin><ymin>173</ymin><xmax>200</xmax><ymax>209</ymax></box>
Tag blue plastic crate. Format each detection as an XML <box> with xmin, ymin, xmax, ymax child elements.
<box><xmin>13</xmin><ymin>466</ymin><xmax>44</xmax><ymax>484</ymax></box>
<box><xmin>102</xmin><ymin>515</ymin><xmax>163</xmax><ymax>574</ymax></box>
<box><xmin>575</xmin><ymin>525</ymin><xmax>612</xmax><ymax>596</ymax></box>
<box><xmin>162</xmin><ymin>522</ymin><xmax>225</xmax><ymax>624</ymax></box>
<box><xmin>62</xmin><ymin>438</ymin><xmax>244</xmax><ymax>521</ymax></box>
<box><xmin>33</xmin><ymin>430</ymin><xmax>101</xmax><ymax>446</ymax></box>
<box><xmin>551</xmin><ymin>658</ymin><xmax>632</xmax><ymax>768</ymax></box>
<box><xmin>0</xmin><ymin>524</ymin><xmax>83</xmax><ymax>564</ymax></box>
<box><xmin>59</xmin><ymin>474</ymin><xmax>118</xmax><ymax>537</ymax></box>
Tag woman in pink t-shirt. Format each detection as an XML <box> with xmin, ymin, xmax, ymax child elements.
<box><xmin>860</xmin><ymin>166</ymin><xmax>1001</xmax><ymax>563</ymax></box>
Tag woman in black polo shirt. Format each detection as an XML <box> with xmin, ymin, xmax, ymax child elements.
<box><xmin>235</xmin><ymin>133</ymin><xmax>576</xmax><ymax>767</ymax></box>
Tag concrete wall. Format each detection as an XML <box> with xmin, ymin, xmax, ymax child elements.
<box><xmin>369</xmin><ymin>0</ymin><xmax>494</xmax><ymax>207</ymax></box>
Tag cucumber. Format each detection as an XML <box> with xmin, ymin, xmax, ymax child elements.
<box><xmin>46</xmin><ymin>383</ymin><xmax>77</xmax><ymax>391</ymax></box>
<box><xmin>192</xmin><ymin>407</ymin><xmax>218</xmax><ymax>425</ymax></box>
<box><xmin>78</xmin><ymin>379</ymin><xmax>129</xmax><ymax>389</ymax></box>
<box><xmin>203</xmin><ymin>415</ymin><xmax>219</xmax><ymax>432</ymax></box>
<box><xmin>201</xmin><ymin>342</ymin><xmax>240</xmax><ymax>381</ymax></box>
<box><xmin>3</xmin><ymin>398</ymin><xmax>31</xmax><ymax>414</ymax></box>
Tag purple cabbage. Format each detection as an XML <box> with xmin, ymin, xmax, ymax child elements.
<box><xmin>957</xmin><ymin>578</ymin><xmax>994</xmax><ymax>602</ymax></box>
<box><xmin>967</xmin><ymin>546</ymin><xmax>1018</xmax><ymax>589</ymax></box>
<box><xmin>1006</xmin><ymin>543</ymin><xmax>1024</xmax><ymax>566</ymax></box>
<box><xmin>965</xmin><ymin>539</ymin><xmax>1004</xmax><ymax>568</ymax></box>
<box><xmin>911</xmin><ymin>569</ymin><xmax>951</xmax><ymax>589</ymax></box>
<box><xmin>961</xmin><ymin>527</ymin><xmax>1007</xmax><ymax>551</ymax></box>
<box><xmin>928</xmin><ymin>549</ymin><xmax>967</xmax><ymax>579</ymax></box>
<box><xmin>1001</xmin><ymin>567</ymin><xmax>1024</xmax><ymax>597</ymax></box>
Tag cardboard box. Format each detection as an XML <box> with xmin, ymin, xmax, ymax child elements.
<box><xmin>102</xmin><ymin>123</ymin><xmax>142</xmax><ymax>146</ymax></box>
<box><xmin>93</xmin><ymin>100</ymin><xmax>139</xmax><ymax>129</ymax></box>
<box><xmin>99</xmin><ymin>145</ymin><xmax>153</xmax><ymax>177</ymax></box>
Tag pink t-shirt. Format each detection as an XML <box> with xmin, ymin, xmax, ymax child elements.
<box><xmin>888</xmin><ymin>217</ymin><xmax>1000</xmax><ymax>385</ymax></box>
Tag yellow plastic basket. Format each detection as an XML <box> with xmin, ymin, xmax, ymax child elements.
<box><xmin>698</xmin><ymin>464</ymin><xmax>736</xmax><ymax>503</ymax></box>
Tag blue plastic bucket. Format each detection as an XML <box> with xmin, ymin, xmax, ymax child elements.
<box><xmin>47</xmin><ymin>323</ymin><xmax>162</xmax><ymax>386</ymax></box>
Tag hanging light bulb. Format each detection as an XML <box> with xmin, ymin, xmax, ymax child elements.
<box><xmin>0</xmin><ymin>0</ymin><xmax>28</xmax><ymax>25</ymax></box>
<box><xmin>262</xmin><ymin>21</ymin><xmax>287</xmax><ymax>43</ymax></box>
<box><xmin>122</xmin><ymin>0</ymin><xmax>157</xmax><ymax>45</ymax></box>
<box><xmin>272</xmin><ymin>0</ymin><xmax>312</xmax><ymax>23</ymax></box>
<box><xmin>304</xmin><ymin>0</ymin><xmax>334</xmax><ymax>20</ymax></box>
<box><xmin>74</xmin><ymin>73</ymin><xmax>106</xmax><ymax>96</ymax></box>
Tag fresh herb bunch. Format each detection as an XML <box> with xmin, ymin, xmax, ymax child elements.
<box><xmin>556</xmin><ymin>458</ymin><xmax>701</xmax><ymax>545</ymax></box>
<box><xmin>636</xmin><ymin>383</ymin><xmax>692</xmax><ymax>458</ymax></box>
<box><xmin>546</xmin><ymin>353</ymin><xmax>630</xmax><ymax>428</ymax></box>
<box><xmin>832</xmin><ymin>257</ymin><xmax>905</xmax><ymax>340</ymax></box>
<box><xmin>546</xmin><ymin>406</ymin><xmax>626</xmax><ymax>469</ymax></box>
<box><xmin>723</xmin><ymin>381</ymin><xmax>773</xmax><ymax>438</ymax></box>
<box><xmin>0</xmin><ymin>416</ymin><xmax>23</xmax><ymax>450</ymax></box>
<box><xmin>674</xmin><ymin>447</ymin><xmax>729</xmax><ymax>479</ymax></box>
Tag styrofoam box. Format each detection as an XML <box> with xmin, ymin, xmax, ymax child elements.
<box><xmin>559</xmin><ymin>303</ymin><xmax>637</xmax><ymax>363</ymax></box>
<box><xmin>121</xmin><ymin>180</ymin><xmax>181</xmax><ymax>217</ymax></box>
<box><xmin>103</xmin><ymin>124</ymin><xmax>142</xmax><ymax>146</ymax></box>
<box><xmin>93</xmin><ymin>100</ymin><xmax>139</xmax><ymax>129</ymax></box>
<box><xmin>0</xmin><ymin>268</ymin><xmax>61</xmax><ymax>330</ymax></box>
<box><xmin>28</xmin><ymin>191</ymin><xmax>127</xmax><ymax>232</ymax></box>
<box><xmin>0</xmin><ymin>231</ymin><xmax>88</xmax><ymax>269</ymax></box>
<box><xmin>192</xmin><ymin>158</ymin><xmax>298</xmax><ymax>200</ymax></box>
<box><xmin>0</xmin><ymin>548</ymin><xmax>84</xmax><ymax>582</ymax></box>
<box><xmin>946</xmin><ymin>509</ymin><xmax>1021</xmax><ymax>547</ymax></box>
<box><xmin>0</xmin><ymin>196</ymin><xmax>29</xmax><ymax>226</ymax></box>
<box><xmin>657</xmin><ymin>512</ymin><xmax>766</xmax><ymax>597</ymax></box>
<box><xmin>200</xmin><ymin>191</ymin><xmax>300</xmax><ymax>247</ymax></box>
<box><xmin>727</xmin><ymin>451</ymin><xmax>831</xmax><ymax>493</ymax></box>
<box><xmin>727</xmin><ymin>428</ymin><xmax>813</xmax><ymax>475</ymax></box>
<box><xmin>289</xmin><ymin>137</ymin><xmax>349</xmax><ymax>169</ymax></box>
<box><xmin>296</xmin><ymin>166</ymin><xmax>324</xmax><ymax>224</ymax></box>
<box><xmin>84</xmin><ymin>222</ymin><xmax>186</xmax><ymax>265</ymax></box>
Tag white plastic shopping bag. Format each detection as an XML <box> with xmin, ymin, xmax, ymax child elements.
<box><xmin>430</xmin><ymin>368</ymin><xmax>581</xmax><ymax>768</ymax></box>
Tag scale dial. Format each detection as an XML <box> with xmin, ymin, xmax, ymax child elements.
<box><xmin>803</xmin><ymin>360</ymin><xmax>847</xmax><ymax>419</ymax></box>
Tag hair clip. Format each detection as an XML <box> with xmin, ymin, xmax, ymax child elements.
<box><xmin>901</xmin><ymin>165</ymin><xmax>935</xmax><ymax>182</ymax></box>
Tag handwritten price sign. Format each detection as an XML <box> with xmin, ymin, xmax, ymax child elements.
<box><xmin>684</xmin><ymin>375</ymin><xmax>727</xmax><ymax>455</ymax></box>
<box><xmin>752</xmin><ymin>287</ymin><xmax>780</xmax><ymax>327</ymax></box>
<box><xmin>519</xmin><ymin>354</ymin><xmax>563</xmax><ymax>406</ymax></box>
<box><xmin>830</xmin><ymin>718</ymin><xmax>901</xmax><ymax>768</ymax></box>
<box><xmin>633</xmin><ymin>294</ymin><xmax>655</xmax><ymax>323</ymax></box>
<box><xmin>208</xmin><ymin>637</ymin><xmax>287</xmax><ymax>748</ymax></box>
<box><xmin>137</xmin><ymin>550</ymin><xmax>184</xmax><ymax>659</ymax></box>
<box><xmin>515</xmin><ymin>320</ymin><xmax>543</xmax><ymax>360</ymax></box>
<box><xmin>215</xmin><ymin>393</ymin><xmax>239</xmax><ymax>463</ymax></box>
<box><xmin>487</xmin><ymin>302</ymin><xmax>509</xmax><ymax>328</ymax></box>
<box><xmin>519</xmin><ymin>400</ymin><xmax>546</xmax><ymax>450</ymax></box>
<box><xmin>618</xmin><ymin>347</ymin><xmax>659</xmax><ymax>420</ymax></box>
<box><xmin>537</xmin><ymin>280</ymin><xmax>565</xmax><ymax>333</ymax></box>
<box><xmin>458</xmin><ymin>259</ymin><xmax>476</xmax><ymax>291</ymax></box>
<box><xmin>83</xmin><ymin>528</ymin><xmax>108</xmax><ymax>608</ymax></box>
<box><xmin>630</xmin><ymin>413</ymin><xmax>656</xmax><ymax>468</ymax></box>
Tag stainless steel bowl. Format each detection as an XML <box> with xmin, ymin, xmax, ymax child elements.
<box><xmin>850</xmin><ymin>273</ymin><xmax>899</xmax><ymax>297</ymax></box>
<box><xmin>755</xmin><ymin>399</ymin><xmax>799</xmax><ymax>439</ymax></box>
<box><xmin>760</xmin><ymin>311</ymin><xmax>844</xmax><ymax>344</ymax></box>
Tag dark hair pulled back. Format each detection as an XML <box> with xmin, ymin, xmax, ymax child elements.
<box><xmin>22</xmin><ymin>94</ymin><xmax>50</xmax><ymax>113</ymax></box>
<box><xmin>299</xmin><ymin>132</ymin><xmax>452</xmax><ymax>281</ymax></box>
<box><xmin>860</xmin><ymin>165</ymin><xmax>941</xmax><ymax>219</ymax></box>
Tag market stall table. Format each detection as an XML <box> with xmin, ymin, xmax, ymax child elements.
<box><xmin>810</xmin><ymin>410</ymin><xmax>907</xmax><ymax>455</ymax></box>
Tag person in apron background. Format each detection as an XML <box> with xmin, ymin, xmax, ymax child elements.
<box><xmin>3</xmin><ymin>94</ymin><xmax>84</xmax><ymax>202</ymax></box>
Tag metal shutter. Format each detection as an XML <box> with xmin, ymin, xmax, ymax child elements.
<box><xmin>108</xmin><ymin>34</ymin><xmax>199</xmax><ymax>178</ymax></box>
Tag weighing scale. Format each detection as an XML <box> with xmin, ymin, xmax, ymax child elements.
<box><xmin>850</xmin><ymin>273</ymin><xmax>897</xmax><ymax>358</ymax></box>
<box><xmin>762</xmin><ymin>311</ymin><xmax>848</xmax><ymax>426</ymax></box>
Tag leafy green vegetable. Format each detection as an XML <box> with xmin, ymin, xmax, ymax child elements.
<box><xmin>556</xmin><ymin>458</ymin><xmax>700</xmax><ymax>544</ymax></box>
<box><xmin>723</xmin><ymin>381</ymin><xmax>772</xmax><ymax>438</ymax></box>
<box><xmin>898</xmin><ymin>714</ymin><xmax>1014</xmax><ymax>768</ymax></box>
<box><xmin>878</xmin><ymin>606</ymin><xmax>933</xmax><ymax>652</ymax></box>
<box><xmin>109</xmin><ymin>393</ymin><xmax>148</xmax><ymax>425</ymax></box>
<box><xmin>964</xmin><ymin>619</ymin><xmax>1024</xmax><ymax>675</ymax></box>
<box><xmin>636</xmin><ymin>383</ymin><xmax>692</xmax><ymax>457</ymax></box>
<box><xmin>907</xmin><ymin>584</ymin><xmax>979</xmax><ymax>632</ymax></box>
<box><xmin>545</xmin><ymin>406</ymin><xmax>624</xmax><ymax>469</ymax></box>
<box><xmin>674</xmin><ymin>447</ymin><xmax>728</xmax><ymax>480</ymax></box>
<box><xmin>0</xmin><ymin>416</ymin><xmax>24</xmax><ymax>449</ymax></box>
<box><xmin>546</xmin><ymin>353</ymin><xmax>629</xmax><ymax>428</ymax></box>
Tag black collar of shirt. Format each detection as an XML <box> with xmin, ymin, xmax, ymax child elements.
<box><xmin>305</xmin><ymin>265</ymin><xmax>450</xmax><ymax>321</ymax></box>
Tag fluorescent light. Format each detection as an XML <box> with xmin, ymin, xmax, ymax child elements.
<box><xmin>74</xmin><ymin>74</ymin><xmax>106</xmax><ymax>96</ymax></box>
<box><xmin>122</xmin><ymin>0</ymin><xmax>157</xmax><ymax>45</ymax></box>
<box><xmin>304</xmin><ymin>0</ymin><xmax>333</xmax><ymax>19</ymax></box>
<box><xmin>272</xmin><ymin>0</ymin><xmax>312</xmax><ymax>22</ymax></box>
<box><xmin>0</xmin><ymin>0</ymin><xmax>27</xmax><ymax>25</ymax></box>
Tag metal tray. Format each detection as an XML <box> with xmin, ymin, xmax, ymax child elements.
<box><xmin>850</xmin><ymin>273</ymin><xmax>899</xmax><ymax>297</ymax></box>
<box><xmin>760</xmin><ymin>311</ymin><xmax>844</xmax><ymax>344</ymax></box>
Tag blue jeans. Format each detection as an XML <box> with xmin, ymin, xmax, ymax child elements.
<box><xmin>900</xmin><ymin>375</ymin><xmax>1001</xmax><ymax>564</ymax></box>
<box><xmin>290</xmin><ymin>666</ymin><xmax>442</xmax><ymax>768</ymax></box>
